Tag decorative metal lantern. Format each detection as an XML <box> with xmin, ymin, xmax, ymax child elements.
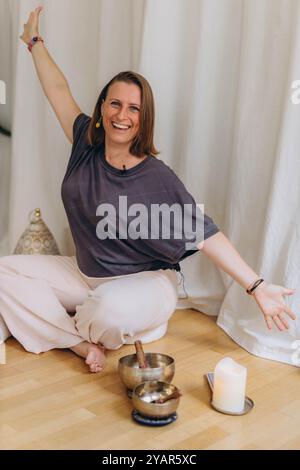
<box><xmin>13</xmin><ymin>208</ymin><xmax>60</xmax><ymax>255</ymax></box>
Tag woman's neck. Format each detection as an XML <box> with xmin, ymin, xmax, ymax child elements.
<box><xmin>104</xmin><ymin>140</ymin><xmax>131</xmax><ymax>163</ymax></box>
<box><xmin>104</xmin><ymin>140</ymin><xmax>146</xmax><ymax>169</ymax></box>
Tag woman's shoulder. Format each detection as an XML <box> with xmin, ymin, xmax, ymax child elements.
<box><xmin>72</xmin><ymin>113</ymin><xmax>91</xmax><ymax>152</ymax></box>
<box><xmin>73</xmin><ymin>113</ymin><xmax>91</xmax><ymax>143</ymax></box>
<box><xmin>149</xmin><ymin>156</ymin><xmax>184</xmax><ymax>186</ymax></box>
<box><xmin>74</xmin><ymin>112</ymin><xmax>91</xmax><ymax>126</ymax></box>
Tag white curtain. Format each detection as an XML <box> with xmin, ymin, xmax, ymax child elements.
<box><xmin>0</xmin><ymin>0</ymin><xmax>12</xmax><ymax>256</ymax></box>
<box><xmin>1</xmin><ymin>0</ymin><xmax>299</xmax><ymax>365</ymax></box>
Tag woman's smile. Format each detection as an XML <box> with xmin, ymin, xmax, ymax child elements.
<box><xmin>111</xmin><ymin>121</ymin><xmax>132</xmax><ymax>131</ymax></box>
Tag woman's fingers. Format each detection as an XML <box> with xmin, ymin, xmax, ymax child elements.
<box><xmin>27</xmin><ymin>7</ymin><xmax>42</xmax><ymax>23</ymax></box>
<box><xmin>272</xmin><ymin>314</ymin><xmax>288</xmax><ymax>331</ymax></box>
<box><xmin>277</xmin><ymin>313</ymin><xmax>289</xmax><ymax>329</ymax></box>
<box><xmin>264</xmin><ymin>315</ymin><xmax>273</xmax><ymax>330</ymax></box>
<box><xmin>285</xmin><ymin>304</ymin><xmax>297</xmax><ymax>320</ymax></box>
<box><xmin>35</xmin><ymin>6</ymin><xmax>43</xmax><ymax>18</ymax></box>
<box><xmin>265</xmin><ymin>307</ymin><xmax>295</xmax><ymax>332</ymax></box>
<box><xmin>33</xmin><ymin>7</ymin><xmax>43</xmax><ymax>29</ymax></box>
<box><xmin>283</xmin><ymin>287</ymin><xmax>296</xmax><ymax>295</ymax></box>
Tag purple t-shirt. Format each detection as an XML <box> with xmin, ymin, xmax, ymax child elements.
<box><xmin>61</xmin><ymin>113</ymin><xmax>219</xmax><ymax>277</ymax></box>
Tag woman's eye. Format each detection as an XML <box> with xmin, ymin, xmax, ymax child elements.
<box><xmin>110</xmin><ymin>102</ymin><xmax>139</xmax><ymax>112</ymax></box>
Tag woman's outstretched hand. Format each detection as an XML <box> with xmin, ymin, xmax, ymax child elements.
<box><xmin>20</xmin><ymin>6</ymin><xmax>43</xmax><ymax>45</ymax></box>
<box><xmin>252</xmin><ymin>282</ymin><xmax>297</xmax><ymax>331</ymax></box>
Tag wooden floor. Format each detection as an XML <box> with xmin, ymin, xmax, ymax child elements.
<box><xmin>1</xmin><ymin>309</ymin><xmax>299</xmax><ymax>450</ymax></box>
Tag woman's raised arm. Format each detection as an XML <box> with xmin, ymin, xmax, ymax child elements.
<box><xmin>20</xmin><ymin>6</ymin><xmax>81</xmax><ymax>143</ymax></box>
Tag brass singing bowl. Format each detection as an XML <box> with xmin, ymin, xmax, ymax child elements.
<box><xmin>118</xmin><ymin>353</ymin><xmax>175</xmax><ymax>391</ymax></box>
<box><xmin>132</xmin><ymin>381</ymin><xmax>180</xmax><ymax>418</ymax></box>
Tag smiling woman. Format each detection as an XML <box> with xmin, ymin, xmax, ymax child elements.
<box><xmin>3</xmin><ymin>5</ymin><xmax>221</xmax><ymax>370</ymax></box>
<box><xmin>87</xmin><ymin>71</ymin><xmax>159</xmax><ymax>161</ymax></box>
<box><xmin>1</xmin><ymin>4</ymin><xmax>297</xmax><ymax>376</ymax></box>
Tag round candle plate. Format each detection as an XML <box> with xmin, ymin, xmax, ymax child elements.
<box><xmin>205</xmin><ymin>372</ymin><xmax>254</xmax><ymax>416</ymax></box>
<box><xmin>132</xmin><ymin>410</ymin><xmax>177</xmax><ymax>427</ymax></box>
<box><xmin>210</xmin><ymin>396</ymin><xmax>254</xmax><ymax>416</ymax></box>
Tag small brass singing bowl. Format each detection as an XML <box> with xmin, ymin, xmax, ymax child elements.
<box><xmin>132</xmin><ymin>381</ymin><xmax>180</xmax><ymax>418</ymax></box>
<box><xmin>118</xmin><ymin>353</ymin><xmax>175</xmax><ymax>393</ymax></box>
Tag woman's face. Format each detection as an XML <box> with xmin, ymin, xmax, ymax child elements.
<box><xmin>101</xmin><ymin>81</ymin><xmax>141</xmax><ymax>148</ymax></box>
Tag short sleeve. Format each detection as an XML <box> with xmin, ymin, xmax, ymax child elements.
<box><xmin>72</xmin><ymin>112</ymin><xmax>91</xmax><ymax>152</ymax></box>
<box><xmin>171</xmin><ymin>187</ymin><xmax>220</xmax><ymax>260</ymax></box>
<box><xmin>203</xmin><ymin>212</ymin><xmax>220</xmax><ymax>240</ymax></box>
<box><xmin>155</xmin><ymin>165</ymin><xmax>220</xmax><ymax>263</ymax></box>
<box><xmin>65</xmin><ymin>113</ymin><xmax>91</xmax><ymax>174</ymax></box>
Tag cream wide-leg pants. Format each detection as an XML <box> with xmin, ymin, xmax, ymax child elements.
<box><xmin>0</xmin><ymin>255</ymin><xmax>179</xmax><ymax>354</ymax></box>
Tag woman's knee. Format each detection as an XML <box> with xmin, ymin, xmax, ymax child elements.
<box><xmin>76</xmin><ymin>293</ymin><xmax>124</xmax><ymax>323</ymax></box>
<box><xmin>74</xmin><ymin>278</ymin><xmax>177</xmax><ymax>347</ymax></box>
<box><xmin>74</xmin><ymin>295</ymin><xmax>124</xmax><ymax>345</ymax></box>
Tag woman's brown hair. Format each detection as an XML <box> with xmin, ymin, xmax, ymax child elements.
<box><xmin>87</xmin><ymin>71</ymin><xmax>159</xmax><ymax>157</ymax></box>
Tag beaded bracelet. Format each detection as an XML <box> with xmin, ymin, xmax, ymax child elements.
<box><xmin>28</xmin><ymin>36</ymin><xmax>44</xmax><ymax>53</ymax></box>
<box><xmin>246</xmin><ymin>278</ymin><xmax>264</xmax><ymax>295</ymax></box>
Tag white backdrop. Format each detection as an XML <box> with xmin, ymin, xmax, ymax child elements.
<box><xmin>0</xmin><ymin>0</ymin><xmax>299</xmax><ymax>365</ymax></box>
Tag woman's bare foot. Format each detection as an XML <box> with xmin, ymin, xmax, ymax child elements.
<box><xmin>70</xmin><ymin>341</ymin><xmax>106</xmax><ymax>373</ymax></box>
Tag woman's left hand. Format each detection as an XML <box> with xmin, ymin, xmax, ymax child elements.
<box><xmin>252</xmin><ymin>282</ymin><xmax>297</xmax><ymax>331</ymax></box>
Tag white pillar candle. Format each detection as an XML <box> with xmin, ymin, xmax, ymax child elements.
<box><xmin>212</xmin><ymin>357</ymin><xmax>247</xmax><ymax>413</ymax></box>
